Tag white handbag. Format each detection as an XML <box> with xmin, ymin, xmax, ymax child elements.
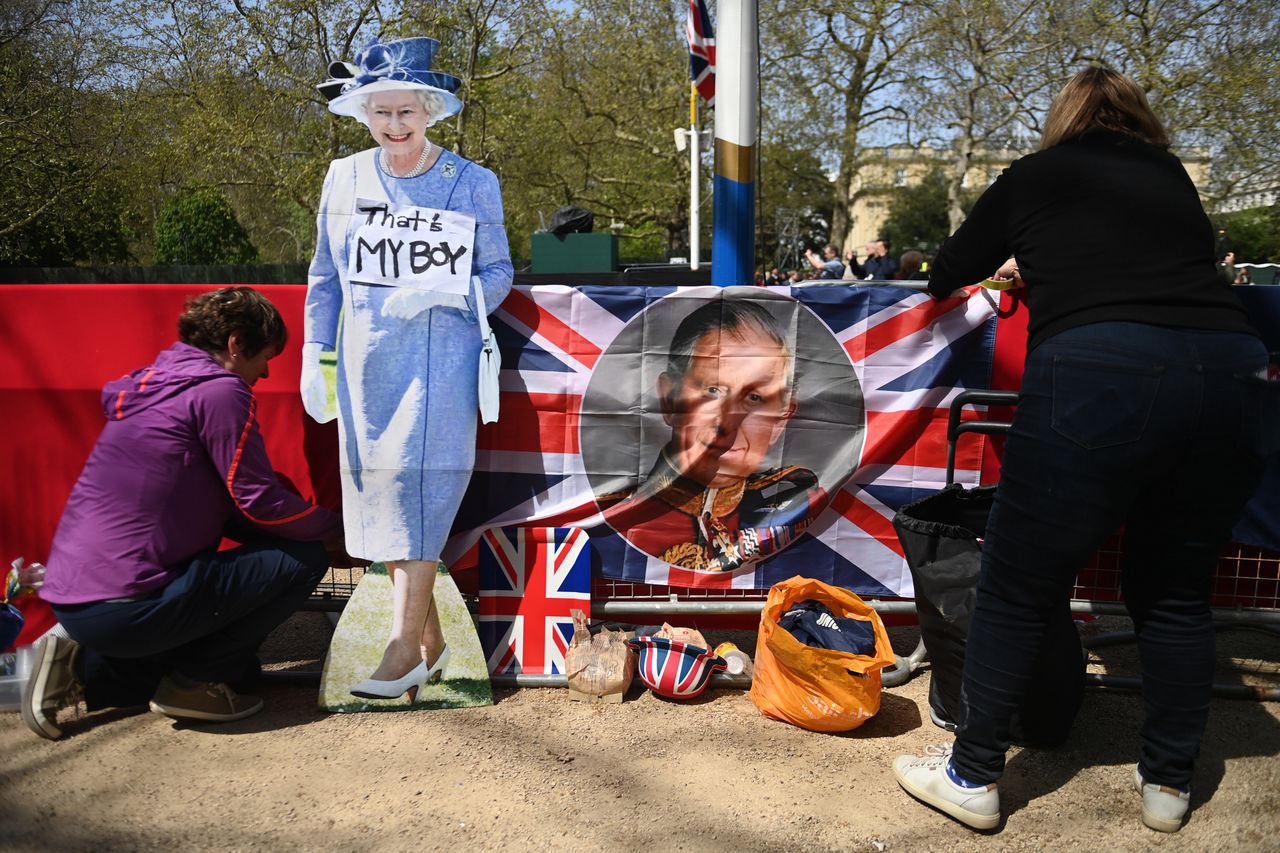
<box><xmin>473</xmin><ymin>275</ymin><xmax>500</xmax><ymax>424</ymax></box>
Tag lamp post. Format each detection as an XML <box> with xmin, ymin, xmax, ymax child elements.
<box><xmin>675</xmin><ymin>116</ymin><xmax>711</xmax><ymax>270</ymax></box>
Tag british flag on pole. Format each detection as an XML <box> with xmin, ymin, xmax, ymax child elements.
<box><xmin>687</xmin><ymin>0</ymin><xmax>716</xmax><ymax>104</ymax></box>
<box><xmin>477</xmin><ymin>527</ymin><xmax>591</xmax><ymax>676</ymax></box>
<box><xmin>447</xmin><ymin>284</ymin><xmax>996</xmax><ymax>599</ymax></box>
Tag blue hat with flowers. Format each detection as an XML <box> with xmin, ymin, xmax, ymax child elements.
<box><xmin>318</xmin><ymin>36</ymin><xmax>463</xmax><ymax>126</ymax></box>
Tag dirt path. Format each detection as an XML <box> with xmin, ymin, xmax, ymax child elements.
<box><xmin>3</xmin><ymin>614</ymin><xmax>1278</xmax><ymax>851</ymax></box>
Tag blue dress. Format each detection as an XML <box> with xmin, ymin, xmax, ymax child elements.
<box><xmin>305</xmin><ymin>146</ymin><xmax>514</xmax><ymax>561</ymax></box>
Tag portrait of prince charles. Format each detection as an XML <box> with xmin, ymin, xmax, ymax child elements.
<box><xmin>596</xmin><ymin>297</ymin><xmax>830</xmax><ymax>572</ymax></box>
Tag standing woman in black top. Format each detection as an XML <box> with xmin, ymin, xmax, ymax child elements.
<box><xmin>891</xmin><ymin>68</ymin><xmax>1273</xmax><ymax>833</ymax></box>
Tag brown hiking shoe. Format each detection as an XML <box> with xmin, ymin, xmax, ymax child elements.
<box><xmin>149</xmin><ymin>675</ymin><xmax>263</xmax><ymax>722</ymax></box>
<box><xmin>21</xmin><ymin>633</ymin><xmax>84</xmax><ymax>740</ymax></box>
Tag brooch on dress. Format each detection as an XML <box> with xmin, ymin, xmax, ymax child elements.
<box><xmin>441</xmin><ymin>160</ymin><xmax>457</xmax><ymax>177</ymax></box>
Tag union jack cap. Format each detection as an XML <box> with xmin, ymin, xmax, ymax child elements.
<box><xmin>628</xmin><ymin>636</ymin><xmax>727</xmax><ymax>700</ymax></box>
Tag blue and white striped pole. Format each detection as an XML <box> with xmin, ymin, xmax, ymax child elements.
<box><xmin>711</xmin><ymin>0</ymin><xmax>757</xmax><ymax>287</ymax></box>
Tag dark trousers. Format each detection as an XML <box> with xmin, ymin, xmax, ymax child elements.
<box><xmin>951</xmin><ymin>322</ymin><xmax>1268</xmax><ymax>790</ymax></box>
<box><xmin>53</xmin><ymin>539</ymin><xmax>328</xmax><ymax>711</ymax></box>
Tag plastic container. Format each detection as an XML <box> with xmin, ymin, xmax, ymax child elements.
<box><xmin>0</xmin><ymin>644</ymin><xmax>35</xmax><ymax>711</ymax></box>
<box><xmin>714</xmin><ymin>642</ymin><xmax>754</xmax><ymax>677</ymax></box>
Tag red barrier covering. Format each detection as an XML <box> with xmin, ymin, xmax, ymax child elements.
<box><xmin>0</xmin><ymin>284</ymin><xmax>341</xmax><ymax>646</ymax></box>
<box><xmin>4</xmin><ymin>283</ymin><xmax>1274</xmax><ymax>643</ymax></box>
<box><xmin>982</xmin><ymin>289</ymin><xmax>1029</xmax><ymax>482</ymax></box>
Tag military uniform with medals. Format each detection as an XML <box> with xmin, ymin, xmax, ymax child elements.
<box><xmin>598</xmin><ymin>451</ymin><xmax>827</xmax><ymax>572</ymax></box>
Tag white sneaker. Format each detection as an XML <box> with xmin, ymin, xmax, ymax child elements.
<box><xmin>893</xmin><ymin>745</ymin><xmax>1000</xmax><ymax>830</ymax></box>
<box><xmin>1134</xmin><ymin>767</ymin><xmax>1189</xmax><ymax>832</ymax></box>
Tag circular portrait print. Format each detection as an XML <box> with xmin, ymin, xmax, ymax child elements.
<box><xmin>580</xmin><ymin>286</ymin><xmax>864</xmax><ymax>573</ymax></box>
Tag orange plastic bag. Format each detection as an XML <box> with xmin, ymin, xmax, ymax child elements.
<box><xmin>749</xmin><ymin>575</ymin><xmax>896</xmax><ymax>732</ymax></box>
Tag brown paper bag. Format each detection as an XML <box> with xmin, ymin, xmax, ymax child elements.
<box><xmin>565</xmin><ymin>610</ymin><xmax>636</xmax><ymax>703</ymax></box>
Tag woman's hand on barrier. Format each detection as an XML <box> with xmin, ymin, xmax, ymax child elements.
<box><xmin>981</xmin><ymin>257</ymin><xmax>1025</xmax><ymax>291</ymax></box>
<box><xmin>300</xmin><ymin>342</ymin><xmax>334</xmax><ymax>423</ymax></box>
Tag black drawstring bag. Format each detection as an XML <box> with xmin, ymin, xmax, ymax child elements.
<box><xmin>548</xmin><ymin>206</ymin><xmax>594</xmax><ymax>235</ymax></box>
<box><xmin>893</xmin><ymin>483</ymin><xmax>1083</xmax><ymax>745</ymax></box>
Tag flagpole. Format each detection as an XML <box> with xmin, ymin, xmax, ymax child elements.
<box><xmin>711</xmin><ymin>0</ymin><xmax>757</xmax><ymax>287</ymax></box>
<box><xmin>689</xmin><ymin>83</ymin><xmax>700</xmax><ymax>271</ymax></box>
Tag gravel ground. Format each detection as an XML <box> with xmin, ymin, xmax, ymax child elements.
<box><xmin>2</xmin><ymin>613</ymin><xmax>1278</xmax><ymax>851</ymax></box>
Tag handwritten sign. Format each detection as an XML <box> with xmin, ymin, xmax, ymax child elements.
<box><xmin>346</xmin><ymin>199</ymin><xmax>475</xmax><ymax>294</ymax></box>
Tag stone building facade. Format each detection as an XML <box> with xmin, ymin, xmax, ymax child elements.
<box><xmin>844</xmin><ymin>143</ymin><xmax>1211</xmax><ymax>252</ymax></box>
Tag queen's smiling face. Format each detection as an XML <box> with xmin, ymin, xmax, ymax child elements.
<box><xmin>365</xmin><ymin>90</ymin><xmax>431</xmax><ymax>158</ymax></box>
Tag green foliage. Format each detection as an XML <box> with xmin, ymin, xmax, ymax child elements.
<box><xmin>879</xmin><ymin>168</ymin><xmax>975</xmax><ymax>252</ymax></box>
<box><xmin>758</xmin><ymin>139</ymin><xmax>835</xmax><ymax>270</ymax></box>
<box><xmin>1215</xmin><ymin>206</ymin><xmax>1280</xmax><ymax>264</ymax></box>
<box><xmin>0</xmin><ymin>154</ymin><xmax>133</xmax><ymax>267</ymax></box>
<box><xmin>492</xmin><ymin>0</ymin><xmax>692</xmax><ymax>263</ymax></box>
<box><xmin>1</xmin><ymin>0</ymin><xmax>1275</xmax><ymax>271</ymax></box>
<box><xmin>0</xmin><ymin>0</ymin><xmax>132</xmax><ymax>266</ymax></box>
<box><xmin>154</xmin><ymin>188</ymin><xmax>258</xmax><ymax>265</ymax></box>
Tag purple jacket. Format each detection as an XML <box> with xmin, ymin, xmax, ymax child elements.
<box><xmin>41</xmin><ymin>342</ymin><xmax>341</xmax><ymax>605</ymax></box>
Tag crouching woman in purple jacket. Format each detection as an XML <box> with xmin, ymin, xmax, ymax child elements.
<box><xmin>22</xmin><ymin>287</ymin><xmax>344</xmax><ymax>739</ymax></box>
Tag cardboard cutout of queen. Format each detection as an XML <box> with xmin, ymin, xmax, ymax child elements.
<box><xmin>303</xmin><ymin>36</ymin><xmax>513</xmax><ymax>701</ymax></box>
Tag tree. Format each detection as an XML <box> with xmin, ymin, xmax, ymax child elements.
<box><xmin>903</xmin><ymin>0</ymin><xmax>1057</xmax><ymax>231</ymax></box>
<box><xmin>381</xmin><ymin>0</ymin><xmax>540</xmax><ymax>164</ymax></box>
<box><xmin>1059</xmin><ymin>0</ymin><xmax>1280</xmax><ymax>206</ymax></box>
<box><xmin>99</xmin><ymin>0</ymin><xmax>378</xmax><ymax>263</ymax></box>
<box><xmin>757</xmin><ymin>139</ymin><xmax>833</xmax><ymax>270</ymax></box>
<box><xmin>153</xmin><ymin>187</ymin><xmax>258</xmax><ymax>264</ymax></box>
<box><xmin>0</xmin><ymin>156</ymin><xmax>133</xmax><ymax>267</ymax></box>
<box><xmin>493</xmin><ymin>0</ymin><xmax>693</xmax><ymax>262</ymax></box>
<box><xmin>4</xmin><ymin>0</ymin><xmax>1271</xmax><ymax>274</ymax></box>
<box><xmin>0</xmin><ymin>0</ymin><xmax>133</xmax><ymax>266</ymax></box>
<box><xmin>1215</xmin><ymin>206</ymin><xmax>1280</xmax><ymax>264</ymax></box>
<box><xmin>878</xmin><ymin>166</ymin><xmax>975</xmax><ymax>252</ymax></box>
<box><xmin>760</xmin><ymin>0</ymin><xmax>926</xmax><ymax>250</ymax></box>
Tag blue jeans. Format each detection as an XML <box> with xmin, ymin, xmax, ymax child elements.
<box><xmin>950</xmin><ymin>322</ymin><xmax>1269</xmax><ymax>790</ymax></box>
<box><xmin>53</xmin><ymin>539</ymin><xmax>328</xmax><ymax>711</ymax></box>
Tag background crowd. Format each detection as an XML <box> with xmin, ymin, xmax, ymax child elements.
<box><xmin>759</xmin><ymin>238</ymin><xmax>932</xmax><ymax>286</ymax></box>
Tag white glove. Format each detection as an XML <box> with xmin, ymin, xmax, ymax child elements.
<box><xmin>382</xmin><ymin>288</ymin><xmax>436</xmax><ymax>320</ymax></box>
<box><xmin>300</xmin><ymin>342</ymin><xmax>334</xmax><ymax>423</ymax></box>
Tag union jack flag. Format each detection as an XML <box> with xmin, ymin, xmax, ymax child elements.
<box><xmin>687</xmin><ymin>0</ymin><xmax>715</xmax><ymax>104</ymax></box>
<box><xmin>629</xmin><ymin>636</ymin><xmax>726</xmax><ymax>699</ymax></box>
<box><xmin>476</xmin><ymin>526</ymin><xmax>591</xmax><ymax>675</ymax></box>
<box><xmin>446</xmin><ymin>284</ymin><xmax>997</xmax><ymax>598</ymax></box>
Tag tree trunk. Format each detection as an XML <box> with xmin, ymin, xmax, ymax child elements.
<box><xmin>947</xmin><ymin>138</ymin><xmax>973</xmax><ymax>234</ymax></box>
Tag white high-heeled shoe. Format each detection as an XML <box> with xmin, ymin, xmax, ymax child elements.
<box><xmin>424</xmin><ymin>644</ymin><xmax>450</xmax><ymax>684</ymax></box>
<box><xmin>349</xmin><ymin>645</ymin><xmax>450</xmax><ymax>701</ymax></box>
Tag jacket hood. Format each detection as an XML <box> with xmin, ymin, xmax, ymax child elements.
<box><xmin>101</xmin><ymin>342</ymin><xmax>243</xmax><ymax>420</ymax></box>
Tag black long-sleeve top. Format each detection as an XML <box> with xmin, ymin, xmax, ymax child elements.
<box><xmin>927</xmin><ymin>130</ymin><xmax>1257</xmax><ymax>351</ymax></box>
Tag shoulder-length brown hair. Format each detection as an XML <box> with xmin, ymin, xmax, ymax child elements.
<box><xmin>1040</xmin><ymin>67</ymin><xmax>1170</xmax><ymax>150</ymax></box>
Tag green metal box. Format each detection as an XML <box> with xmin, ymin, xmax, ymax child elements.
<box><xmin>531</xmin><ymin>232</ymin><xmax>618</xmax><ymax>274</ymax></box>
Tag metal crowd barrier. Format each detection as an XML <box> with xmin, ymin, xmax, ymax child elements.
<box><xmin>303</xmin><ymin>385</ymin><xmax>1280</xmax><ymax>696</ymax></box>
<box><xmin>301</xmin><ymin>545</ymin><xmax>1280</xmax><ymax>694</ymax></box>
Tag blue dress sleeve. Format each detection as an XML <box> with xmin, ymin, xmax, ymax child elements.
<box><xmin>465</xmin><ymin>166</ymin><xmax>514</xmax><ymax>316</ymax></box>
<box><xmin>305</xmin><ymin>160</ymin><xmax>343</xmax><ymax>349</ymax></box>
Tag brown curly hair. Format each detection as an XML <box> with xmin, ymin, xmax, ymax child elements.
<box><xmin>177</xmin><ymin>287</ymin><xmax>287</xmax><ymax>358</ymax></box>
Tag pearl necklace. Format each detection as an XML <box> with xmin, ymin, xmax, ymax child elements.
<box><xmin>382</xmin><ymin>142</ymin><xmax>432</xmax><ymax>178</ymax></box>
